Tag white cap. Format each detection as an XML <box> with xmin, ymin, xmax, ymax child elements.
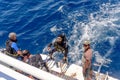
<box><xmin>83</xmin><ymin>40</ymin><xmax>90</xmax><ymax>45</ymax></box>
<box><xmin>8</xmin><ymin>32</ymin><xmax>16</xmax><ymax>39</ymax></box>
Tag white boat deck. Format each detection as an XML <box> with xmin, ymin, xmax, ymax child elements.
<box><xmin>41</xmin><ymin>54</ymin><xmax>118</xmax><ymax>80</ymax></box>
<box><xmin>65</xmin><ymin>64</ymin><xmax>84</xmax><ymax>80</ymax></box>
<box><xmin>0</xmin><ymin>50</ymin><xmax>119</xmax><ymax>80</ymax></box>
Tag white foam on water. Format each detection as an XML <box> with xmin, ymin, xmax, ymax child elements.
<box><xmin>50</xmin><ymin>25</ymin><xmax>63</xmax><ymax>33</ymax></box>
<box><xmin>0</xmin><ymin>31</ymin><xmax>7</xmax><ymax>37</ymax></box>
<box><xmin>67</xmin><ymin>2</ymin><xmax>120</xmax><ymax>65</ymax></box>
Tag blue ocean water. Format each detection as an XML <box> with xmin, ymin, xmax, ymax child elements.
<box><xmin>0</xmin><ymin>0</ymin><xmax>120</xmax><ymax>79</ymax></box>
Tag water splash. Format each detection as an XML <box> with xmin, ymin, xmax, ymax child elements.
<box><xmin>68</xmin><ymin>2</ymin><xmax>120</xmax><ymax>66</ymax></box>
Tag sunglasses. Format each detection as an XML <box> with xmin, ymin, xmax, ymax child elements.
<box><xmin>83</xmin><ymin>44</ymin><xmax>88</xmax><ymax>47</ymax></box>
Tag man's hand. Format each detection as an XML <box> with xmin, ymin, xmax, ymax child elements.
<box><xmin>83</xmin><ymin>67</ymin><xmax>86</xmax><ymax>76</ymax></box>
<box><xmin>63</xmin><ymin>57</ymin><xmax>67</xmax><ymax>63</ymax></box>
<box><xmin>85</xmin><ymin>59</ymin><xmax>91</xmax><ymax>69</ymax></box>
<box><xmin>47</xmin><ymin>47</ymin><xmax>51</xmax><ymax>51</ymax></box>
<box><xmin>17</xmin><ymin>50</ymin><xmax>22</xmax><ymax>55</ymax></box>
<box><xmin>62</xmin><ymin>50</ymin><xmax>65</xmax><ymax>53</ymax></box>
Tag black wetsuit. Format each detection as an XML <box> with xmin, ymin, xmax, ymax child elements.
<box><xmin>48</xmin><ymin>41</ymin><xmax>68</xmax><ymax>58</ymax></box>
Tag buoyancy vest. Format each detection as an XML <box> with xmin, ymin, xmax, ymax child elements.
<box><xmin>5</xmin><ymin>39</ymin><xmax>18</xmax><ymax>57</ymax></box>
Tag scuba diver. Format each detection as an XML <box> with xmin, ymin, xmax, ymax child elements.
<box><xmin>47</xmin><ymin>33</ymin><xmax>69</xmax><ymax>63</ymax></box>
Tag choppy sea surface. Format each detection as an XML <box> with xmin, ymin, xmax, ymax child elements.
<box><xmin>0</xmin><ymin>0</ymin><xmax>120</xmax><ymax>79</ymax></box>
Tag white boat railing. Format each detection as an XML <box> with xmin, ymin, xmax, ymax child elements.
<box><xmin>0</xmin><ymin>64</ymin><xmax>32</xmax><ymax>80</ymax></box>
<box><xmin>0</xmin><ymin>51</ymin><xmax>64</xmax><ymax>80</ymax></box>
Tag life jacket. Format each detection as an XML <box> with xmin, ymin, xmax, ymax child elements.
<box><xmin>54</xmin><ymin>34</ymin><xmax>68</xmax><ymax>53</ymax></box>
<box><xmin>5</xmin><ymin>39</ymin><xmax>18</xmax><ymax>57</ymax></box>
<box><xmin>54</xmin><ymin>42</ymin><xmax>65</xmax><ymax>53</ymax></box>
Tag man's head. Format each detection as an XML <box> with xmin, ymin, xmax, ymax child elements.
<box><xmin>56</xmin><ymin>34</ymin><xmax>66</xmax><ymax>43</ymax></box>
<box><xmin>8</xmin><ymin>32</ymin><xmax>17</xmax><ymax>41</ymax></box>
<box><xmin>56</xmin><ymin>37</ymin><xmax>63</xmax><ymax>43</ymax></box>
<box><xmin>22</xmin><ymin>50</ymin><xmax>30</xmax><ymax>57</ymax></box>
<box><xmin>22</xmin><ymin>50</ymin><xmax>31</xmax><ymax>62</ymax></box>
<box><xmin>83</xmin><ymin>40</ymin><xmax>90</xmax><ymax>50</ymax></box>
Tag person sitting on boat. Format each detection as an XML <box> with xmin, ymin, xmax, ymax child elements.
<box><xmin>5</xmin><ymin>32</ymin><xmax>23</xmax><ymax>60</ymax></box>
<box><xmin>47</xmin><ymin>33</ymin><xmax>69</xmax><ymax>63</ymax></box>
<box><xmin>22</xmin><ymin>50</ymin><xmax>49</xmax><ymax>72</ymax></box>
<box><xmin>82</xmin><ymin>40</ymin><xmax>93</xmax><ymax>80</ymax></box>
